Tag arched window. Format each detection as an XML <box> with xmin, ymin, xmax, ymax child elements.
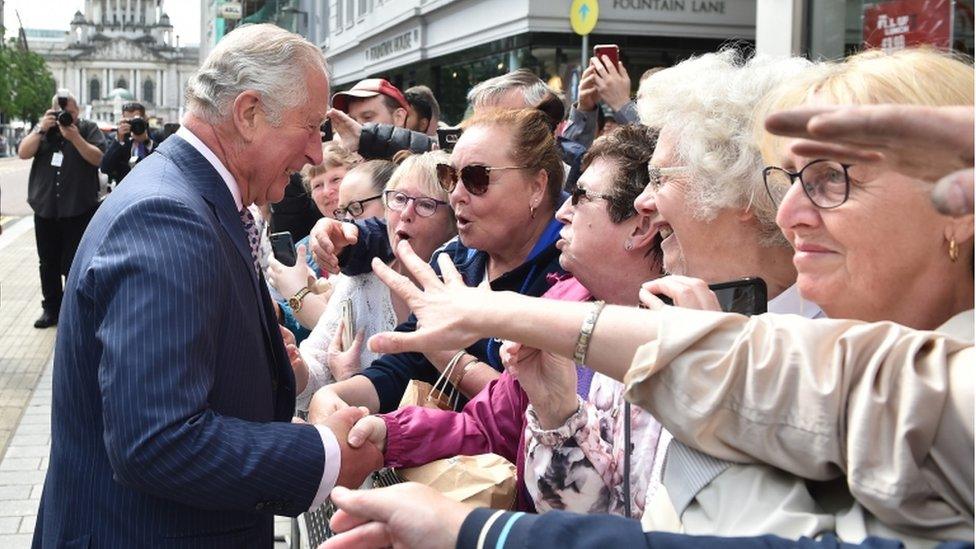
<box><xmin>89</xmin><ymin>78</ymin><xmax>101</xmax><ymax>101</ymax></box>
<box><xmin>115</xmin><ymin>77</ymin><xmax>128</xmax><ymax>90</ymax></box>
<box><xmin>142</xmin><ymin>79</ymin><xmax>155</xmax><ymax>104</ymax></box>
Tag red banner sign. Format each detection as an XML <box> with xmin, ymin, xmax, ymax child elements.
<box><xmin>862</xmin><ymin>0</ymin><xmax>954</xmax><ymax>52</ymax></box>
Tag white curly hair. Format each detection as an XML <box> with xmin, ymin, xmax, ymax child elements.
<box><xmin>637</xmin><ymin>49</ymin><xmax>812</xmax><ymax>247</ymax></box>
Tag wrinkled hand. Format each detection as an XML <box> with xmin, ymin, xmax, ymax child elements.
<box><xmin>638</xmin><ymin>275</ymin><xmax>721</xmax><ymax>311</ymax></box>
<box><xmin>309</xmin><ymin>218</ymin><xmax>360</xmax><ymax>275</ymax></box>
<box><xmin>327</xmin><ymin>108</ymin><xmax>363</xmax><ymax>153</ymax></box>
<box><xmin>501</xmin><ymin>341</ymin><xmax>578</xmax><ymax>430</ymax></box>
<box><xmin>369</xmin><ymin>241</ymin><xmax>492</xmax><ymax>355</ymax></box>
<box><xmin>322</xmin><ymin>483</ymin><xmax>473</xmax><ymax>549</ymax></box>
<box><xmin>591</xmin><ymin>55</ymin><xmax>632</xmax><ymax>111</ymax></box>
<box><xmin>577</xmin><ymin>64</ymin><xmax>600</xmax><ymax>112</ymax></box>
<box><xmin>320</xmin><ymin>407</ymin><xmax>384</xmax><ymax>489</ymax></box>
<box><xmin>765</xmin><ymin>105</ymin><xmax>975</xmax><ymax>216</ymax></box>
<box><xmin>327</xmin><ymin>320</ymin><xmax>366</xmax><ymax>381</ymax></box>
<box><xmin>280</xmin><ymin>326</ymin><xmax>309</xmax><ymax>393</ymax></box>
<box><xmin>347</xmin><ymin>415</ymin><xmax>387</xmax><ymax>454</ymax></box>
<box><xmin>268</xmin><ymin>243</ymin><xmax>316</xmax><ymax>297</ymax></box>
<box><xmin>308</xmin><ymin>386</ymin><xmax>351</xmax><ymax>424</ymax></box>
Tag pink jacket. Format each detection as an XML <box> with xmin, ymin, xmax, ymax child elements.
<box><xmin>380</xmin><ymin>277</ymin><xmax>591</xmax><ymax>511</ymax></box>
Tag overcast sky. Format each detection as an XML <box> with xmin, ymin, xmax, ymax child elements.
<box><xmin>3</xmin><ymin>0</ymin><xmax>200</xmax><ymax>46</ymax></box>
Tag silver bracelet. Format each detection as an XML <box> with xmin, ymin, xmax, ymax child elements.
<box><xmin>573</xmin><ymin>300</ymin><xmax>606</xmax><ymax>364</ymax></box>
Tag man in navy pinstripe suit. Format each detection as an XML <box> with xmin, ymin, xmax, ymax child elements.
<box><xmin>33</xmin><ymin>24</ymin><xmax>383</xmax><ymax>548</ymax></box>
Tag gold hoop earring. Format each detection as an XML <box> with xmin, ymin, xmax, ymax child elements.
<box><xmin>949</xmin><ymin>238</ymin><xmax>959</xmax><ymax>262</ymax></box>
<box><xmin>624</xmin><ymin>241</ymin><xmax>633</xmax><ymax>251</ymax></box>
<box><xmin>530</xmin><ymin>204</ymin><xmax>537</xmax><ymax>219</ymax></box>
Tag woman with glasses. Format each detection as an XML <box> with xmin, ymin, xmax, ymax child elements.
<box><xmin>307</xmin><ymin>108</ymin><xmax>567</xmax><ymax>417</ymax></box>
<box><xmin>343</xmin><ymin>125</ymin><xmax>662</xmax><ymax>512</ymax></box>
<box><xmin>292</xmin><ymin>151</ymin><xmax>456</xmax><ymax>410</ymax></box>
<box><xmin>357</xmin><ymin>47</ymin><xmax>973</xmax><ymax>545</ymax></box>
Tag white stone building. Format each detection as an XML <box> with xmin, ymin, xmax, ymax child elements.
<box><xmin>29</xmin><ymin>0</ymin><xmax>199</xmax><ymax>126</ymax></box>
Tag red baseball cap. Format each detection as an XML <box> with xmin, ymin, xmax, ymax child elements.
<box><xmin>332</xmin><ymin>78</ymin><xmax>409</xmax><ymax>113</ymax></box>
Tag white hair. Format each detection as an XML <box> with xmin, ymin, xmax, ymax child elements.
<box><xmin>638</xmin><ymin>49</ymin><xmax>812</xmax><ymax>246</ymax></box>
<box><xmin>185</xmin><ymin>23</ymin><xmax>327</xmax><ymax>125</ymax></box>
<box><xmin>466</xmin><ymin>68</ymin><xmax>551</xmax><ymax>109</ymax></box>
<box><xmin>51</xmin><ymin>89</ymin><xmax>78</xmax><ymax>108</ymax></box>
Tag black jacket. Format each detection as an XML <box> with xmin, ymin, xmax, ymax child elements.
<box><xmin>100</xmin><ymin>130</ymin><xmax>162</xmax><ymax>182</ymax></box>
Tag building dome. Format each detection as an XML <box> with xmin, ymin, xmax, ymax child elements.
<box><xmin>71</xmin><ymin>11</ymin><xmax>86</xmax><ymax>26</ymax></box>
<box><xmin>107</xmin><ymin>88</ymin><xmax>134</xmax><ymax>101</ymax></box>
<box><xmin>158</xmin><ymin>12</ymin><xmax>172</xmax><ymax>27</ymax></box>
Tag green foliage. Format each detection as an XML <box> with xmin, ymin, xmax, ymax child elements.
<box><xmin>0</xmin><ymin>45</ymin><xmax>56</xmax><ymax>125</ymax></box>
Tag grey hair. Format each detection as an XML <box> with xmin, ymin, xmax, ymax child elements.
<box><xmin>466</xmin><ymin>68</ymin><xmax>551</xmax><ymax>109</ymax></box>
<box><xmin>51</xmin><ymin>89</ymin><xmax>78</xmax><ymax>107</ymax></box>
<box><xmin>185</xmin><ymin>23</ymin><xmax>327</xmax><ymax>126</ymax></box>
<box><xmin>637</xmin><ymin>49</ymin><xmax>812</xmax><ymax>247</ymax></box>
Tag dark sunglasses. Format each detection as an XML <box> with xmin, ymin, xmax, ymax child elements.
<box><xmin>436</xmin><ymin>163</ymin><xmax>529</xmax><ymax>196</ymax></box>
<box><xmin>570</xmin><ymin>184</ymin><xmax>613</xmax><ymax>206</ymax></box>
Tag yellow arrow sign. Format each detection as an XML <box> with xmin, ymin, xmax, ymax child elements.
<box><xmin>570</xmin><ymin>0</ymin><xmax>599</xmax><ymax>36</ymax></box>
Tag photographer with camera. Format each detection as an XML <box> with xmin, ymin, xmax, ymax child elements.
<box><xmin>100</xmin><ymin>102</ymin><xmax>160</xmax><ymax>183</ymax></box>
<box><xmin>17</xmin><ymin>89</ymin><xmax>106</xmax><ymax>328</ymax></box>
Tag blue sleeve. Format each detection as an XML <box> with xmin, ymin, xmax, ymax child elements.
<box><xmin>89</xmin><ymin>196</ymin><xmax>326</xmax><ymax>515</ymax></box>
<box><xmin>337</xmin><ymin>217</ymin><xmax>394</xmax><ymax>276</ymax></box>
<box><xmin>456</xmin><ymin>509</ymin><xmax>915</xmax><ymax>549</ymax></box>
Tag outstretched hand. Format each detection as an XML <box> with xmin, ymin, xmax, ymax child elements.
<box><xmin>501</xmin><ymin>341</ymin><xmax>578</xmax><ymax>430</ymax></box>
<box><xmin>318</xmin><ymin>406</ymin><xmax>384</xmax><ymax>489</ymax></box>
<box><xmin>764</xmin><ymin>105</ymin><xmax>974</xmax><ymax>216</ymax></box>
<box><xmin>322</xmin><ymin>483</ymin><xmax>473</xmax><ymax>549</ymax></box>
<box><xmin>368</xmin><ymin>241</ymin><xmax>493</xmax><ymax>355</ymax></box>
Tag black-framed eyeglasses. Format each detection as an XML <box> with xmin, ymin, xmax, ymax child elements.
<box><xmin>763</xmin><ymin>159</ymin><xmax>852</xmax><ymax>209</ymax></box>
<box><xmin>334</xmin><ymin>194</ymin><xmax>383</xmax><ymax>219</ymax></box>
<box><xmin>436</xmin><ymin>163</ymin><xmax>529</xmax><ymax>196</ymax></box>
<box><xmin>384</xmin><ymin>190</ymin><xmax>449</xmax><ymax>218</ymax></box>
<box><xmin>570</xmin><ymin>184</ymin><xmax>614</xmax><ymax>206</ymax></box>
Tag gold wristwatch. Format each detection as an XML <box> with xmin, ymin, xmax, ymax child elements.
<box><xmin>288</xmin><ymin>287</ymin><xmax>312</xmax><ymax>313</ymax></box>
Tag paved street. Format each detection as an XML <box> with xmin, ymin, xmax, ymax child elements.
<box><xmin>0</xmin><ymin>156</ymin><xmax>33</xmax><ymax>219</ymax></box>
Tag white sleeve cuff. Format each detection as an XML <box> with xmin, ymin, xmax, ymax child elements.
<box><xmin>309</xmin><ymin>424</ymin><xmax>342</xmax><ymax>511</ymax></box>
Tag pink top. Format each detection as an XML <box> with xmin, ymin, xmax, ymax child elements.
<box><xmin>380</xmin><ymin>277</ymin><xmax>592</xmax><ymax>511</ymax></box>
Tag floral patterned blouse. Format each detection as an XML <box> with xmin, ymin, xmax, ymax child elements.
<box><xmin>524</xmin><ymin>368</ymin><xmax>664</xmax><ymax>518</ymax></box>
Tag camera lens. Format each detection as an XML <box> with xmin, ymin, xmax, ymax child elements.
<box><xmin>130</xmin><ymin>118</ymin><xmax>148</xmax><ymax>135</ymax></box>
<box><xmin>57</xmin><ymin>111</ymin><xmax>73</xmax><ymax>126</ymax></box>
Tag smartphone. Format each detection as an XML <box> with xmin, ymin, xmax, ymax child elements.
<box><xmin>437</xmin><ymin>127</ymin><xmax>463</xmax><ymax>152</ymax></box>
<box><xmin>656</xmin><ymin>277</ymin><xmax>767</xmax><ymax>316</ymax></box>
<box><xmin>338</xmin><ymin>299</ymin><xmax>355</xmax><ymax>351</ymax></box>
<box><xmin>269</xmin><ymin>231</ymin><xmax>297</xmax><ymax>267</ymax></box>
<box><xmin>320</xmin><ymin>119</ymin><xmax>333</xmax><ymax>143</ymax></box>
<box><xmin>593</xmin><ymin>44</ymin><xmax>620</xmax><ymax>67</ymax></box>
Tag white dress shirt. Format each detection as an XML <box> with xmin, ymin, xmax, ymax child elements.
<box><xmin>175</xmin><ymin>125</ymin><xmax>341</xmax><ymax>510</ymax></box>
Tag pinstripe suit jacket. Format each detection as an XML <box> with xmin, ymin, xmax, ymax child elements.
<box><xmin>33</xmin><ymin>135</ymin><xmax>326</xmax><ymax>548</ymax></box>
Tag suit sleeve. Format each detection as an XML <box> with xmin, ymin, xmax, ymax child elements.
<box><xmin>86</xmin><ymin>195</ymin><xmax>327</xmax><ymax>515</ymax></box>
<box><xmin>455</xmin><ymin>509</ymin><xmax>911</xmax><ymax>549</ymax></box>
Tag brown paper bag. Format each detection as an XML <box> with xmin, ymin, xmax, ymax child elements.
<box><xmin>399</xmin><ymin>453</ymin><xmax>517</xmax><ymax>510</ymax></box>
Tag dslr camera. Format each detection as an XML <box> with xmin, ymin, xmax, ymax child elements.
<box><xmin>46</xmin><ymin>89</ymin><xmax>74</xmax><ymax>146</ymax></box>
<box><xmin>121</xmin><ymin>116</ymin><xmax>148</xmax><ymax>140</ymax></box>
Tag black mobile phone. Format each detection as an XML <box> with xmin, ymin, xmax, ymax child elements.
<box><xmin>269</xmin><ymin>231</ymin><xmax>297</xmax><ymax>267</ymax></box>
<box><xmin>656</xmin><ymin>277</ymin><xmax>767</xmax><ymax>316</ymax></box>
<box><xmin>437</xmin><ymin>127</ymin><xmax>463</xmax><ymax>152</ymax></box>
<box><xmin>321</xmin><ymin>120</ymin><xmax>333</xmax><ymax>143</ymax></box>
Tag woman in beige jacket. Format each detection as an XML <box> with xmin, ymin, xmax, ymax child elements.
<box><xmin>363</xmin><ymin>47</ymin><xmax>974</xmax><ymax>545</ymax></box>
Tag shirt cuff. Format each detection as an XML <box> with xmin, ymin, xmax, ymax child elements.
<box><xmin>309</xmin><ymin>424</ymin><xmax>342</xmax><ymax>511</ymax></box>
<box><xmin>525</xmin><ymin>397</ymin><xmax>587</xmax><ymax>447</ymax></box>
<box><xmin>613</xmin><ymin>100</ymin><xmax>640</xmax><ymax>125</ymax></box>
<box><xmin>456</xmin><ymin>508</ymin><xmax>536</xmax><ymax>549</ymax></box>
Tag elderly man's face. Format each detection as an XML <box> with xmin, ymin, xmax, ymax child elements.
<box><xmin>245</xmin><ymin>67</ymin><xmax>329</xmax><ymax>206</ymax></box>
